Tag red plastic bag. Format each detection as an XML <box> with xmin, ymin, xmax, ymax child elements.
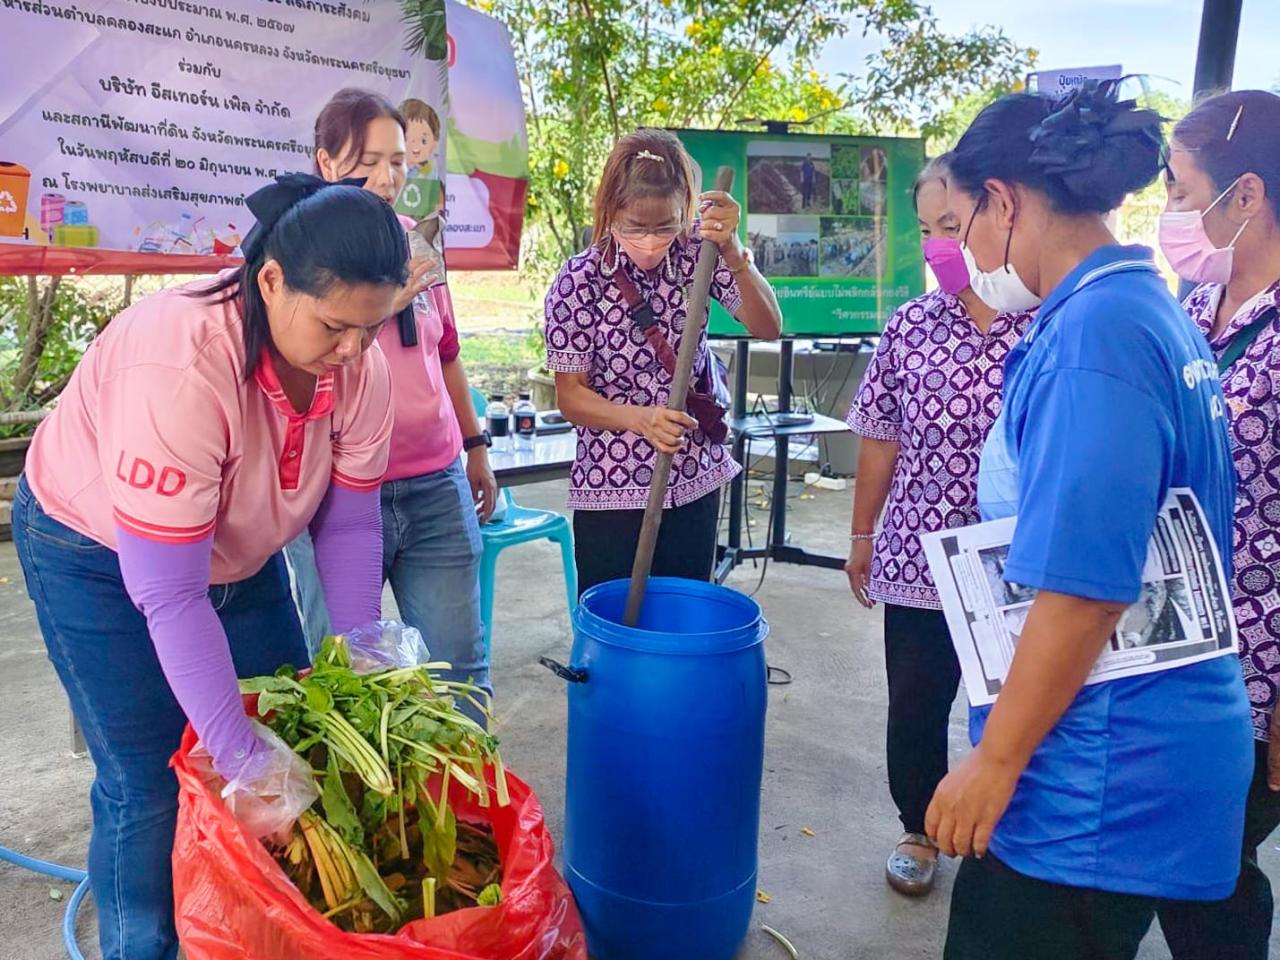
<box><xmin>171</xmin><ymin>725</ymin><xmax>586</xmax><ymax>960</ymax></box>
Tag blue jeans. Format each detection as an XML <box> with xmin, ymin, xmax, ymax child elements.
<box><xmin>12</xmin><ymin>477</ymin><xmax>307</xmax><ymax>960</ymax></box>
<box><xmin>284</xmin><ymin>460</ymin><xmax>489</xmax><ymax>696</ymax></box>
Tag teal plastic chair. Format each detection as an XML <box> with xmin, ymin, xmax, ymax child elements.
<box><xmin>471</xmin><ymin>389</ymin><xmax>577</xmax><ymax>654</ymax></box>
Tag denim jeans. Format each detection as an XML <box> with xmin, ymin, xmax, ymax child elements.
<box><xmin>12</xmin><ymin>476</ymin><xmax>307</xmax><ymax>960</ymax></box>
<box><xmin>284</xmin><ymin>460</ymin><xmax>489</xmax><ymax>697</ymax></box>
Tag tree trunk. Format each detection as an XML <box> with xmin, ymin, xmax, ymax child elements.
<box><xmin>11</xmin><ymin>276</ymin><xmax>60</xmax><ymax>411</ymax></box>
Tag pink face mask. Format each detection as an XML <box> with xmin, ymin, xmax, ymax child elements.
<box><xmin>922</xmin><ymin>237</ymin><xmax>971</xmax><ymax>295</ymax></box>
<box><xmin>1158</xmin><ymin>177</ymin><xmax>1250</xmax><ymax>285</ymax></box>
<box><xmin>613</xmin><ymin>231</ymin><xmax>674</xmax><ymax>271</ymax></box>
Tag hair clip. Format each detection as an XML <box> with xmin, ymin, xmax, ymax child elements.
<box><xmin>1227</xmin><ymin>104</ymin><xmax>1244</xmax><ymax>141</ymax></box>
<box><xmin>635</xmin><ymin>150</ymin><xmax>665</xmax><ymax>163</ymax></box>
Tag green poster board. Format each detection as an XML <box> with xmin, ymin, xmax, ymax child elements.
<box><xmin>676</xmin><ymin>128</ymin><xmax>926</xmax><ymax>337</ymax></box>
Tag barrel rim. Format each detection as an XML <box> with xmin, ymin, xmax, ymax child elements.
<box><xmin>573</xmin><ymin>577</ymin><xmax>767</xmax><ymax>655</ymax></box>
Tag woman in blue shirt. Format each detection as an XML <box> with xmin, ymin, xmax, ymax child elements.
<box><xmin>926</xmin><ymin>81</ymin><xmax>1254</xmax><ymax>960</ymax></box>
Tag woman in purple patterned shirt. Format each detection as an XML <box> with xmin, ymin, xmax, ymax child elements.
<box><xmin>544</xmin><ymin>129</ymin><xmax>782</xmax><ymax>594</ymax></box>
<box><xmin>845</xmin><ymin>156</ymin><xmax>1033</xmax><ymax>897</ymax></box>
<box><xmin>1156</xmin><ymin>89</ymin><xmax>1280</xmax><ymax>960</ymax></box>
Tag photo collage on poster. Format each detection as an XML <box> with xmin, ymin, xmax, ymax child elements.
<box><xmin>744</xmin><ymin>140</ymin><xmax>888</xmax><ymax>280</ymax></box>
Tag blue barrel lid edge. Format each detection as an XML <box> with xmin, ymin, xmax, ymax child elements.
<box><xmin>572</xmin><ymin>577</ymin><xmax>769</xmax><ymax>657</ymax></box>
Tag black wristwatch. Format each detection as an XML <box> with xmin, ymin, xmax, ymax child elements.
<box><xmin>463</xmin><ymin>431</ymin><xmax>492</xmax><ymax>452</ymax></box>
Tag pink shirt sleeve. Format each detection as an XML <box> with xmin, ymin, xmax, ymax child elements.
<box><xmin>97</xmin><ymin>365</ymin><xmax>225</xmax><ymax>544</ymax></box>
<box><xmin>429</xmin><ymin>285</ymin><xmax>460</xmax><ymax>363</ymax></box>
<box><xmin>330</xmin><ymin>344</ymin><xmax>394</xmax><ymax>493</ymax></box>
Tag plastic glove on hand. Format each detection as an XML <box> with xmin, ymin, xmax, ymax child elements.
<box><xmin>216</xmin><ymin>721</ymin><xmax>319</xmax><ymax>840</ymax></box>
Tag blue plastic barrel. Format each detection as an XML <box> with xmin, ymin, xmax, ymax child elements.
<box><xmin>555</xmin><ymin>577</ymin><xmax>768</xmax><ymax>960</ymax></box>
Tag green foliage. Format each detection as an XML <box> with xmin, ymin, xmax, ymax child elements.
<box><xmin>0</xmin><ymin>277</ymin><xmax>119</xmax><ymax>434</ymax></box>
<box><xmin>466</xmin><ymin>0</ymin><xmax>1032</xmax><ymax>273</ymax></box>
<box><xmin>402</xmin><ymin>0</ymin><xmax>450</xmax><ymax>59</ymax></box>
<box><xmin>1117</xmin><ymin>89</ymin><xmax>1191</xmax><ymax>250</ymax></box>
<box><xmin>460</xmin><ymin>330</ymin><xmax>541</xmax><ymax>370</ymax></box>
<box><xmin>243</xmin><ymin>634</ymin><xmax>507</xmax><ymax>931</ymax></box>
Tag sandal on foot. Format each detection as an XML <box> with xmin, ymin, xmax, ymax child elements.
<box><xmin>886</xmin><ymin>832</ymin><xmax>938</xmax><ymax>897</ymax></box>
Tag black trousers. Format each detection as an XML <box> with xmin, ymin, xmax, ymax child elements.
<box><xmin>1158</xmin><ymin>739</ymin><xmax>1280</xmax><ymax>960</ymax></box>
<box><xmin>572</xmin><ymin>491</ymin><xmax>720</xmax><ymax>598</ymax></box>
<box><xmin>884</xmin><ymin>603</ymin><xmax>962</xmax><ymax>835</ymax></box>
<box><xmin>945</xmin><ymin>854</ymin><xmax>1157</xmax><ymax>960</ymax></box>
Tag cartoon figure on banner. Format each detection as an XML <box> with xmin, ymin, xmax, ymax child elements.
<box><xmin>395</xmin><ymin>97</ymin><xmax>447</xmax><ymax>288</ymax></box>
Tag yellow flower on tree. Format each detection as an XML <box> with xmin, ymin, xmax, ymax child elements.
<box><xmin>653</xmin><ymin>97</ymin><xmax>670</xmax><ymax>114</ymax></box>
<box><xmin>553</xmin><ymin>159</ymin><xmax>570</xmax><ymax>179</ymax></box>
<box><xmin>685</xmin><ymin>21</ymin><xmax>703</xmax><ymax>38</ymax></box>
<box><xmin>788</xmin><ymin>105</ymin><xmax>809</xmax><ymax>122</ymax></box>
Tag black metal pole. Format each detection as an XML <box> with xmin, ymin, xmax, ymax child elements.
<box><xmin>727</xmin><ymin>339</ymin><xmax>749</xmax><ymax>557</ymax></box>
<box><xmin>1180</xmin><ymin>0</ymin><xmax>1244</xmax><ymax>300</ymax></box>
<box><xmin>1192</xmin><ymin>0</ymin><xmax>1243</xmax><ymax>98</ymax></box>
<box><xmin>771</xmin><ymin>340</ymin><xmax>794</xmax><ymax>556</ymax></box>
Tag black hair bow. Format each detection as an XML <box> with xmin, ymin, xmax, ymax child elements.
<box><xmin>1029</xmin><ymin>79</ymin><xmax>1160</xmax><ymax>178</ymax></box>
<box><xmin>240</xmin><ymin>172</ymin><xmax>369</xmax><ymax>262</ymax></box>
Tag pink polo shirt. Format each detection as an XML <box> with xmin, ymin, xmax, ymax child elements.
<box><xmin>378</xmin><ymin>283</ymin><xmax>463</xmax><ymax>482</ymax></box>
<box><xmin>25</xmin><ymin>276</ymin><xmax>393</xmax><ymax>585</ymax></box>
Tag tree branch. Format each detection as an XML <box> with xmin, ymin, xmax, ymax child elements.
<box><xmin>713</xmin><ymin>0</ymin><xmax>808</xmax><ymax>130</ymax></box>
<box><xmin>579</xmin><ymin>0</ymin><xmax>621</xmax><ymax>139</ymax></box>
<box><xmin>12</xmin><ymin>276</ymin><xmax>60</xmax><ymax>410</ymax></box>
<box><xmin>512</xmin><ymin>15</ymin><xmax>574</xmax><ymax>259</ymax></box>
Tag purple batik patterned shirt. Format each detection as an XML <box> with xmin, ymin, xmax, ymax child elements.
<box><xmin>848</xmin><ymin>290</ymin><xmax>1032</xmax><ymax>609</ymax></box>
<box><xmin>1187</xmin><ymin>279</ymin><xmax>1280</xmax><ymax>740</ymax></box>
<box><xmin>544</xmin><ymin>234</ymin><xmax>743</xmax><ymax>510</ymax></box>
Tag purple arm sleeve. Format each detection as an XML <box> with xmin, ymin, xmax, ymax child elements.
<box><xmin>114</xmin><ymin>527</ymin><xmax>256</xmax><ymax>779</ymax></box>
<box><xmin>309</xmin><ymin>482</ymin><xmax>384</xmax><ymax>634</ymax></box>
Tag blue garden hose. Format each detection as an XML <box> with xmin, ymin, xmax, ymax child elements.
<box><xmin>0</xmin><ymin>845</ymin><xmax>86</xmax><ymax>883</ymax></box>
<box><xmin>0</xmin><ymin>844</ymin><xmax>90</xmax><ymax>959</ymax></box>
<box><xmin>61</xmin><ymin>876</ymin><xmax>91</xmax><ymax>960</ymax></box>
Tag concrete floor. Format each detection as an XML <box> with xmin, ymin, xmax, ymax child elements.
<box><xmin>1</xmin><ymin>476</ymin><xmax>1277</xmax><ymax>959</ymax></box>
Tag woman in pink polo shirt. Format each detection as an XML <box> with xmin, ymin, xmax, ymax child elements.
<box><xmin>14</xmin><ymin>175</ymin><xmax>404</xmax><ymax>960</ymax></box>
<box><xmin>285</xmin><ymin>89</ymin><xmax>495</xmax><ymax>703</ymax></box>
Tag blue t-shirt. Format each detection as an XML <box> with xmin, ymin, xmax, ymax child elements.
<box><xmin>974</xmin><ymin>245</ymin><xmax>1253</xmax><ymax>900</ymax></box>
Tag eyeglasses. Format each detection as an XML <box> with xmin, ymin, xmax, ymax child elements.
<box><xmin>613</xmin><ymin>223</ymin><xmax>684</xmax><ymax>240</ymax></box>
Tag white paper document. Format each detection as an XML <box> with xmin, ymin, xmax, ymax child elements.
<box><xmin>921</xmin><ymin>489</ymin><xmax>1238</xmax><ymax>707</ymax></box>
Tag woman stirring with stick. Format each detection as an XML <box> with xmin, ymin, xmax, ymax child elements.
<box><xmin>544</xmin><ymin>129</ymin><xmax>781</xmax><ymax>595</ymax></box>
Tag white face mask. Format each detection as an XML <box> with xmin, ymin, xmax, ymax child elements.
<box><xmin>962</xmin><ymin>244</ymin><xmax>1042</xmax><ymax>313</ymax></box>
